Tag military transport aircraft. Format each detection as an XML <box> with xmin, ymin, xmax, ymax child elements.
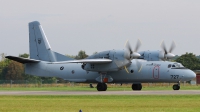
<box><xmin>6</xmin><ymin>21</ymin><xmax>196</xmax><ymax>91</ymax></box>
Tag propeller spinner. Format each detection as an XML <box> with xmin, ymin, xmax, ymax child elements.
<box><xmin>160</xmin><ymin>41</ymin><xmax>176</xmax><ymax>60</ymax></box>
<box><xmin>125</xmin><ymin>39</ymin><xmax>141</xmax><ymax>60</ymax></box>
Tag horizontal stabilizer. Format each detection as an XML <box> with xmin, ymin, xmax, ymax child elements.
<box><xmin>48</xmin><ymin>59</ymin><xmax>112</xmax><ymax>64</ymax></box>
<box><xmin>5</xmin><ymin>56</ymin><xmax>40</xmax><ymax>64</ymax></box>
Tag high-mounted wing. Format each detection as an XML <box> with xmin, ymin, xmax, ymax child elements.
<box><xmin>5</xmin><ymin>56</ymin><xmax>40</xmax><ymax>64</ymax></box>
<box><xmin>48</xmin><ymin>59</ymin><xmax>112</xmax><ymax>64</ymax></box>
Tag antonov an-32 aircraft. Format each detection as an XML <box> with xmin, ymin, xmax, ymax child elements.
<box><xmin>6</xmin><ymin>21</ymin><xmax>196</xmax><ymax>91</ymax></box>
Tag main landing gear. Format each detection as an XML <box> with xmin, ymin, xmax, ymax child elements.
<box><xmin>97</xmin><ymin>83</ymin><xmax>107</xmax><ymax>91</ymax></box>
<box><xmin>96</xmin><ymin>83</ymin><xmax>142</xmax><ymax>91</ymax></box>
<box><xmin>132</xmin><ymin>83</ymin><xmax>142</xmax><ymax>91</ymax></box>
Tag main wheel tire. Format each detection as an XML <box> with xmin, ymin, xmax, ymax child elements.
<box><xmin>173</xmin><ymin>84</ymin><xmax>180</xmax><ymax>90</ymax></box>
<box><xmin>97</xmin><ymin>83</ymin><xmax>104</xmax><ymax>91</ymax></box>
<box><xmin>132</xmin><ymin>84</ymin><xmax>137</xmax><ymax>90</ymax></box>
<box><xmin>97</xmin><ymin>83</ymin><xmax>107</xmax><ymax>91</ymax></box>
<box><xmin>103</xmin><ymin>83</ymin><xmax>107</xmax><ymax>91</ymax></box>
<box><xmin>132</xmin><ymin>84</ymin><xmax>142</xmax><ymax>91</ymax></box>
<box><xmin>137</xmin><ymin>84</ymin><xmax>142</xmax><ymax>90</ymax></box>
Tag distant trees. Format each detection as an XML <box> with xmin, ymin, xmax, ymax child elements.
<box><xmin>171</xmin><ymin>55</ymin><xmax>179</xmax><ymax>61</ymax></box>
<box><xmin>76</xmin><ymin>50</ymin><xmax>88</xmax><ymax>59</ymax></box>
<box><xmin>0</xmin><ymin>53</ymin><xmax>32</xmax><ymax>80</ymax></box>
<box><xmin>0</xmin><ymin>53</ymin><xmax>28</xmax><ymax>80</ymax></box>
<box><xmin>66</xmin><ymin>50</ymin><xmax>88</xmax><ymax>59</ymax></box>
<box><xmin>19</xmin><ymin>53</ymin><xmax>29</xmax><ymax>58</ymax></box>
<box><xmin>5</xmin><ymin>61</ymin><xmax>24</xmax><ymax>80</ymax></box>
<box><xmin>0</xmin><ymin>53</ymin><xmax>10</xmax><ymax>80</ymax></box>
<box><xmin>175</xmin><ymin>53</ymin><xmax>200</xmax><ymax>70</ymax></box>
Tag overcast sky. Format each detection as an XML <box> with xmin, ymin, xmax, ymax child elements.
<box><xmin>0</xmin><ymin>0</ymin><xmax>200</xmax><ymax>56</ymax></box>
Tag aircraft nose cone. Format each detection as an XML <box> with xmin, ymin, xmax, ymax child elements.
<box><xmin>184</xmin><ymin>70</ymin><xmax>196</xmax><ymax>81</ymax></box>
<box><xmin>190</xmin><ymin>70</ymin><xmax>196</xmax><ymax>79</ymax></box>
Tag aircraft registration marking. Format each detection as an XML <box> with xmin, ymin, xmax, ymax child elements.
<box><xmin>146</xmin><ymin>63</ymin><xmax>161</xmax><ymax>66</ymax></box>
<box><xmin>170</xmin><ymin>75</ymin><xmax>179</xmax><ymax>79</ymax></box>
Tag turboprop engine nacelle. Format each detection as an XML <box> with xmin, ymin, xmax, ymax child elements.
<box><xmin>83</xmin><ymin>50</ymin><xmax>131</xmax><ymax>72</ymax></box>
<box><xmin>139</xmin><ymin>50</ymin><xmax>175</xmax><ymax>61</ymax></box>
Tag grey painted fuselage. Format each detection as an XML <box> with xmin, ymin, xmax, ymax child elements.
<box><xmin>25</xmin><ymin>60</ymin><xmax>195</xmax><ymax>83</ymax></box>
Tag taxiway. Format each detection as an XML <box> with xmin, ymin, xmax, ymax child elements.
<box><xmin>0</xmin><ymin>90</ymin><xmax>200</xmax><ymax>95</ymax></box>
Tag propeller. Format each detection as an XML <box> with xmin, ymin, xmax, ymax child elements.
<box><xmin>125</xmin><ymin>39</ymin><xmax>141</xmax><ymax>60</ymax></box>
<box><xmin>160</xmin><ymin>41</ymin><xmax>176</xmax><ymax>60</ymax></box>
<box><xmin>124</xmin><ymin>39</ymin><xmax>142</xmax><ymax>74</ymax></box>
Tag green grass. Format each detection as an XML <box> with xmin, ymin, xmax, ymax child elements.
<box><xmin>0</xmin><ymin>95</ymin><xmax>200</xmax><ymax>112</ymax></box>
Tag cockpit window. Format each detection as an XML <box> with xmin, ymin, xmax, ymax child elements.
<box><xmin>172</xmin><ymin>63</ymin><xmax>184</xmax><ymax>68</ymax></box>
<box><xmin>171</xmin><ymin>63</ymin><xmax>187</xmax><ymax>69</ymax></box>
<box><xmin>168</xmin><ymin>64</ymin><xmax>171</xmax><ymax>68</ymax></box>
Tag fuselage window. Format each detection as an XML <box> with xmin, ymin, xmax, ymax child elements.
<box><xmin>172</xmin><ymin>65</ymin><xmax>175</xmax><ymax>67</ymax></box>
<box><xmin>168</xmin><ymin>64</ymin><xmax>171</xmax><ymax>68</ymax></box>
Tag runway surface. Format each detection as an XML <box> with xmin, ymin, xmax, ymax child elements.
<box><xmin>0</xmin><ymin>90</ymin><xmax>200</xmax><ymax>95</ymax></box>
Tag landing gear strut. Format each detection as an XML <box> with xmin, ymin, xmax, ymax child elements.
<box><xmin>97</xmin><ymin>83</ymin><xmax>107</xmax><ymax>91</ymax></box>
<box><xmin>172</xmin><ymin>84</ymin><xmax>180</xmax><ymax>90</ymax></box>
<box><xmin>132</xmin><ymin>83</ymin><xmax>142</xmax><ymax>91</ymax></box>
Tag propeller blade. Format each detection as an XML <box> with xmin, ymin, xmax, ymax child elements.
<box><xmin>136</xmin><ymin>60</ymin><xmax>142</xmax><ymax>72</ymax></box>
<box><xmin>161</xmin><ymin>41</ymin><xmax>167</xmax><ymax>54</ymax></box>
<box><xmin>125</xmin><ymin>40</ymin><xmax>133</xmax><ymax>54</ymax></box>
<box><xmin>134</xmin><ymin>39</ymin><xmax>142</xmax><ymax>52</ymax></box>
<box><xmin>169</xmin><ymin>41</ymin><xmax>176</xmax><ymax>53</ymax></box>
<box><xmin>124</xmin><ymin>66</ymin><xmax>129</xmax><ymax>73</ymax></box>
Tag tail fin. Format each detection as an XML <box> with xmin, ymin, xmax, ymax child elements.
<box><xmin>29</xmin><ymin>21</ymin><xmax>73</xmax><ymax>62</ymax></box>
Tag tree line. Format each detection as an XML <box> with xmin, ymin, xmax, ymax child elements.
<box><xmin>0</xmin><ymin>51</ymin><xmax>199</xmax><ymax>81</ymax></box>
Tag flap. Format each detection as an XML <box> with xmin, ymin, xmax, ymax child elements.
<box><xmin>48</xmin><ymin>58</ymin><xmax>112</xmax><ymax>64</ymax></box>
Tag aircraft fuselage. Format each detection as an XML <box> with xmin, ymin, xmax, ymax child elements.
<box><xmin>25</xmin><ymin>60</ymin><xmax>195</xmax><ymax>83</ymax></box>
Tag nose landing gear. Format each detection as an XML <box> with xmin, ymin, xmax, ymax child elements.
<box><xmin>173</xmin><ymin>82</ymin><xmax>180</xmax><ymax>90</ymax></box>
<box><xmin>172</xmin><ymin>84</ymin><xmax>180</xmax><ymax>90</ymax></box>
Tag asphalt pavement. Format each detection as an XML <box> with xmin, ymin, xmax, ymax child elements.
<box><xmin>0</xmin><ymin>90</ymin><xmax>200</xmax><ymax>95</ymax></box>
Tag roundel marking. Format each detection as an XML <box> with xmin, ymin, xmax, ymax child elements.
<box><xmin>60</xmin><ymin>66</ymin><xmax>64</xmax><ymax>70</ymax></box>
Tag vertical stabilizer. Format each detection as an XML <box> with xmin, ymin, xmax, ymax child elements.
<box><xmin>29</xmin><ymin>21</ymin><xmax>73</xmax><ymax>62</ymax></box>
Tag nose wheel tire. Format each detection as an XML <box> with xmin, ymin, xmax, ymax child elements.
<box><xmin>132</xmin><ymin>84</ymin><xmax>142</xmax><ymax>91</ymax></box>
<box><xmin>173</xmin><ymin>84</ymin><xmax>180</xmax><ymax>90</ymax></box>
<box><xmin>97</xmin><ymin>83</ymin><xmax>107</xmax><ymax>91</ymax></box>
